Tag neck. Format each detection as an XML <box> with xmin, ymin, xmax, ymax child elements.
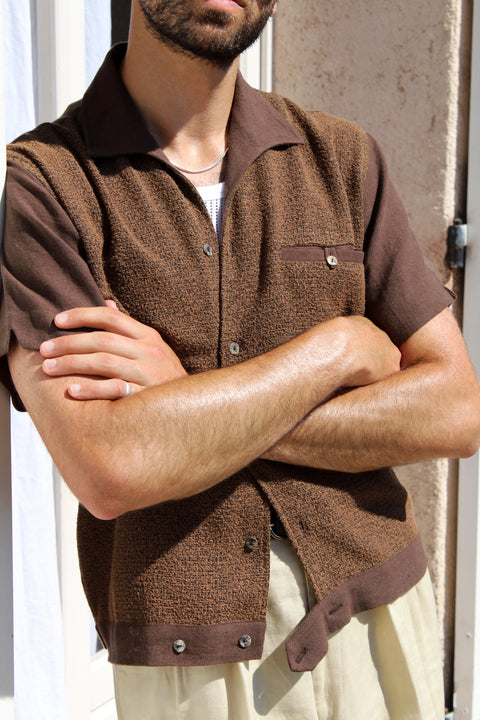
<box><xmin>122</xmin><ymin>4</ymin><xmax>238</xmax><ymax>182</ymax></box>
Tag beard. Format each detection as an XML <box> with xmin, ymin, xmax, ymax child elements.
<box><xmin>138</xmin><ymin>0</ymin><xmax>276</xmax><ymax>66</ymax></box>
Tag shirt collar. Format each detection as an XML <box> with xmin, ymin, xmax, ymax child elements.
<box><xmin>81</xmin><ymin>43</ymin><xmax>304</xmax><ymax>175</ymax></box>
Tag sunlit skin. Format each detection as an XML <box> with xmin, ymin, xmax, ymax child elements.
<box><xmin>8</xmin><ymin>0</ymin><xmax>480</xmax><ymax>520</ymax></box>
<box><xmin>120</xmin><ymin>0</ymin><xmax>276</xmax><ymax>182</ymax></box>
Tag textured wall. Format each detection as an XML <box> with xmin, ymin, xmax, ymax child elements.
<box><xmin>273</xmin><ymin>0</ymin><xmax>470</xmax><ymax>274</ymax></box>
<box><xmin>272</xmin><ymin>0</ymin><xmax>472</xmax><ymax>701</ymax></box>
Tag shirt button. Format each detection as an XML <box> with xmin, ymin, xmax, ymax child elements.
<box><xmin>244</xmin><ymin>537</ymin><xmax>259</xmax><ymax>551</ymax></box>
<box><xmin>229</xmin><ymin>342</ymin><xmax>240</xmax><ymax>355</ymax></box>
<box><xmin>326</xmin><ymin>255</ymin><xmax>338</xmax><ymax>267</ymax></box>
<box><xmin>173</xmin><ymin>639</ymin><xmax>186</xmax><ymax>654</ymax></box>
<box><xmin>238</xmin><ymin>634</ymin><xmax>252</xmax><ymax>649</ymax></box>
<box><xmin>203</xmin><ymin>244</ymin><xmax>213</xmax><ymax>257</ymax></box>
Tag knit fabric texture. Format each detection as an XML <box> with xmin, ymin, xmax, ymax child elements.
<box><xmin>0</xmin><ymin>45</ymin><xmax>454</xmax><ymax>670</ymax></box>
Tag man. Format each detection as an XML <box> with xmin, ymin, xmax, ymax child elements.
<box><xmin>2</xmin><ymin>1</ymin><xmax>480</xmax><ymax>718</ymax></box>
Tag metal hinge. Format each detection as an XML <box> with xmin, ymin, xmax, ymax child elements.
<box><xmin>447</xmin><ymin>219</ymin><xmax>468</xmax><ymax>269</ymax></box>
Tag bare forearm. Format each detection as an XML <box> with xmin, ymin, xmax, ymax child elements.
<box><xmin>12</xmin><ymin>316</ymin><xmax>398</xmax><ymax>518</ymax></box>
<box><xmin>264</xmin><ymin>364</ymin><xmax>459</xmax><ymax>470</ymax></box>
<box><xmin>264</xmin><ymin>310</ymin><xmax>480</xmax><ymax>471</ymax></box>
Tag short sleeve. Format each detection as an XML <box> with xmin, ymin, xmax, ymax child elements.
<box><xmin>0</xmin><ymin>160</ymin><xmax>106</xmax><ymax>409</ymax></box>
<box><xmin>363</xmin><ymin>134</ymin><xmax>454</xmax><ymax>347</ymax></box>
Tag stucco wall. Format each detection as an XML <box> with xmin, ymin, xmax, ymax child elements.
<box><xmin>272</xmin><ymin>0</ymin><xmax>472</xmax><ymax>702</ymax></box>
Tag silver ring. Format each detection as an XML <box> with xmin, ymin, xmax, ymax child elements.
<box><xmin>123</xmin><ymin>381</ymin><xmax>132</xmax><ymax>398</ymax></box>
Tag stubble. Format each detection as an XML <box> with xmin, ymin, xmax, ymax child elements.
<box><xmin>138</xmin><ymin>0</ymin><xmax>276</xmax><ymax>66</ymax></box>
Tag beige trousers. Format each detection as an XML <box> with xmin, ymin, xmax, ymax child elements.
<box><xmin>114</xmin><ymin>538</ymin><xmax>444</xmax><ymax>720</ymax></box>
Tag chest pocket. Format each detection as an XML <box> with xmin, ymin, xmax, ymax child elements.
<box><xmin>281</xmin><ymin>244</ymin><xmax>364</xmax><ymax>266</ymax></box>
<box><xmin>276</xmin><ymin>242</ymin><xmax>366</xmax><ymax>327</ymax></box>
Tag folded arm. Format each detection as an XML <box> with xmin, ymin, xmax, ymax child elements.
<box><xmin>10</xmin><ymin>313</ymin><xmax>401</xmax><ymax>520</ymax></box>
<box><xmin>36</xmin><ymin>305</ymin><xmax>480</xmax><ymax>484</ymax></box>
<box><xmin>264</xmin><ymin>307</ymin><xmax>480</xmax><ymax>471</ymax></box>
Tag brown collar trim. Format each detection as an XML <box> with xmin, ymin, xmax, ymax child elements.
<box><xmin>223</xmin><ymin>73</ymin><xmax>304</xmax><ymax>199</ymax></box>
<box><xmin>81</xmin><ymin>43</ymin><xmax>304</xmax><ymax>166</ymax></box>
<box><xmin>82</xmin><ymin>44</ymin><xmax>158</xmax><ymax>157</ymax></box>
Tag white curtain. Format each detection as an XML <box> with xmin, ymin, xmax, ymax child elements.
<box><xmin>3</xmin><ymin>1</ymin><xmax>111</xmax><ymax>717</ymax></box>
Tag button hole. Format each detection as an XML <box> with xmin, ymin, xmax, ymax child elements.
<box><xmin>295</xmin><ymin>647</ymin><xmax>307</xmax><ymax>664</ymax></box>
<box><xmin>329</xmin><ymin>603</ymin><xmax>343</xmax><ymax>615</ymax></box>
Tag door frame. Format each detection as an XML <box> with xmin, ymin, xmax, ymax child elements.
<box><xmin>0</xmin><ymin>0</ymin><xmax>15</xmax><ymax>714</ymax></box>
<box><xmin>454</xmin><ymin>0</ymin><xmax>480</xmax><ymax>717</ymax></box>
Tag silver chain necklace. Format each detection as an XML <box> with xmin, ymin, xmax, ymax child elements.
<box><xmin>168</xmin><ymin>147</ymin><xmax>229</xmax><ymax>174</ymax></box>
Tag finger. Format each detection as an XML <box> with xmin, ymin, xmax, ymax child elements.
<box><xmin>42</xmin><ymin>352</ymin><xmax>143</xmax><ymax>382</ymax></box>
<box><xmin>105</xmin><ymin>299</ymin><xmax>118</xmax><ymax>309</ymax></box>
<box><xmin>55</xmin><ymin>306</ymin><xmax>157</xmax><ymax>341</ymax></box>
<box><xmin>67</xmin><ymin>378</ymin><xmax>140</xmax><ymax>401</ymax></box>
<box><xmin>40</xmin><ymin>331</ymin><xmax>141</xmax><ymax>361</ymax></box>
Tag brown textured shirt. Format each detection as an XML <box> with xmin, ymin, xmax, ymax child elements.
<box><xmin>0</xmin><ymin>44</ymin><xmax>454</xmax><ymax>671</ymax></box>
